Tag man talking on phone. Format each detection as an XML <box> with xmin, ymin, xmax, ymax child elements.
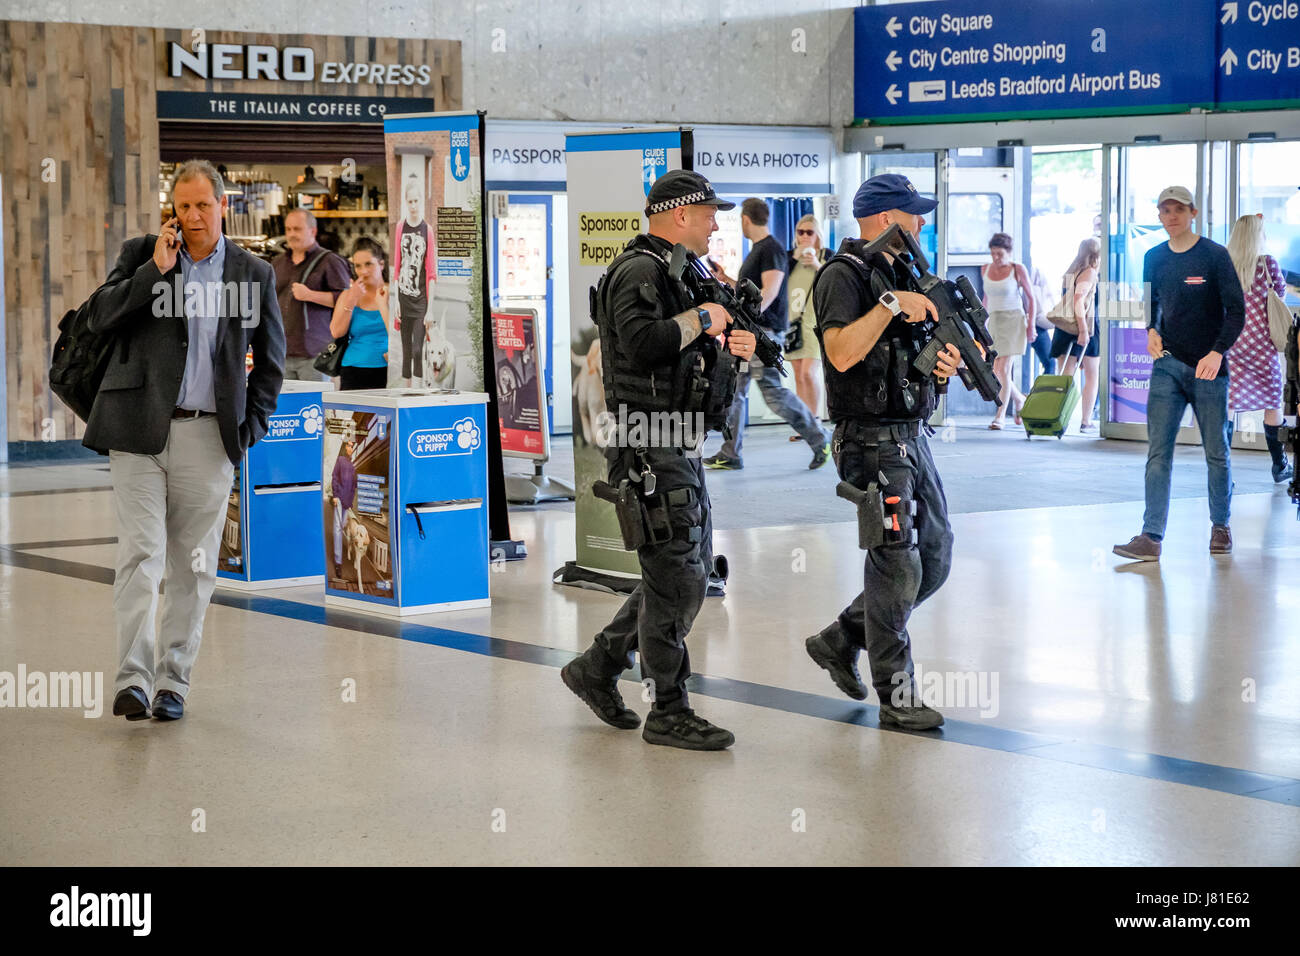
<box><xmin>83</xmin><ymin>158</ymin><xmax>285</xmax><ymax>722</ymax></box>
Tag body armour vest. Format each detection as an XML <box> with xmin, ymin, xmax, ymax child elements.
<box><xmin>592</xmin><ymin>235</ymin><xmax>737</xmax><ymax>428</ymax></box>
<box><xmin>812</xmin><ymin>238</ymin><xmax>938</xmax><ymax>424</ymax></box>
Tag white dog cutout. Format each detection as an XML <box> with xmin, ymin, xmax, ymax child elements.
<box><xmin>423</xmin><ymin>308</ymin><xmax>457</xmax><ymax>388</ymax></box>
<box><xmin>572</xmin><ymin>339</ymin><xmax>607</xmax><ymax>448</ymax></box>
<box><xmin>344</xmin><ymin>511</ymin><xmax>371</xmax><ymax>596</ymax></box>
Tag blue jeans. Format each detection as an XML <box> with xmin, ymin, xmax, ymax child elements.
<box><xmin>1142</xmin><ymin>355</ymin><xmax>1232</xmax><ymax>538</ymax></box>
<box><xmin>1028</xmin><ymin>328</ymin><xmax>1054</xmax><ymax>374</ymax></box>
<box><xmin>719</xmin><ymin>338</ymin><xmax>825</xmax><ymax>460</ymax></box>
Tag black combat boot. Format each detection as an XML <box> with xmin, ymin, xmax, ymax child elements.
<box><xmin>561</xmin><ymin>655</ymin><xmax>640</xmax><ymax>730</ymax></box>
<box><xmin>642</xmin><ymin>708</ymin><xmax>735</xmax><ymax>751</ymax></box>
<box><xmin>805</xmin><ymin>627</ymin><xmax>867</xmax><ymax>700</ymax></box>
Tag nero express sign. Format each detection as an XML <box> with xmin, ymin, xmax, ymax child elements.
<box><xmin>168</xmin><ymin>42</ymin><xmax>433</xmax><ymax>87</ymax></box>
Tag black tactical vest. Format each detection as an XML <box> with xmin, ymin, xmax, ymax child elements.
<box><xmin>592</xmin><ymin>235</ymin><xmax>733</xmax><ymax>425</ymax></box>
<box><xmin>812</xmin><ymin>238</ymin><xmax>937</xmax><ymax>424</ymax></box>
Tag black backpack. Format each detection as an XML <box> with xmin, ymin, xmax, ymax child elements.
<box><xmin>49</xmin><ymin>298</ymin><xmax>120</xmax><ymax>424</ymax></box>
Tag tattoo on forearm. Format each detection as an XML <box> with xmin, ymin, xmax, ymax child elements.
<box><xmin>673</xmin><ymin>309</ymin><xmax>703</xmax><ymax>349</ymax></box>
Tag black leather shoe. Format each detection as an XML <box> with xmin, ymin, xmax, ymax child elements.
<box><xmin>152</xmin><ymin>690</ymin><xmax>184</xmax><ymax>721</ymax></box>
<box><xmin>642</xmin><ymin>708</ymin><xmax>734</xmax><ymax>751</ymax></box>
<box><xmin>561</xmin><ymin>657</ymin><xmax>640</xmax><ymax>729</ymax></box>
<box><xmin>112</xmin><ymin>686</ymin><xmax>151</xmax><ymax>721</ymax></box>
<box><xmin>805</xmin><ymin>631</ymin><xmax>867</xmax><ymax>700</ymax></box>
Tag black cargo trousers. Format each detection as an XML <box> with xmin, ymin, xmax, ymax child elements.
<box><xmin>820</xmin><ymin>419</ymin><xmax>954</xmax><ymax>703</ymax></box>
<box><xmin>583</xmin><ymin>444</ymin><xmax>713</xmax><ymax>714</ymax></box>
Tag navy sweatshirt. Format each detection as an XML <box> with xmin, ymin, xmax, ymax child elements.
<box><xmin>1143</xmin><ymin>237</ymin><xmax>1245</xmax><ymax>375</ymax></box>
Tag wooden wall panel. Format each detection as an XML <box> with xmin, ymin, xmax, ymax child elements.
<box><xmin>3</xmin><ymin>22</ymin><xmax>461</xmax><ymax>446</ymax></box>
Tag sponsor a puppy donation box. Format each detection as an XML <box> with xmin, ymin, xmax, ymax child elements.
<box><xmin>322</xmin><ymin>388</ymin><xmax>491</xmax><ymax>616</ymax></box>
<box><xmin>217</xmin><ymin>380</ymin><xmax>333</xmax><ymax>590</ymax></box>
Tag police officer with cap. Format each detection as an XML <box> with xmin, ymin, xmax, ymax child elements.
<box><xmin>803</xmin><ymin>173</ymin><xmax>963</xmax><ymax>731</ymax></box>
<box><xmin>562</xmin><ymin>169</ymin><xmax>757</xmax><ymax>751</ymax></box>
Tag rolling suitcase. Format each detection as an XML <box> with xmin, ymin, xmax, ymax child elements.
<box><xmin>1021</xmin><ymin>373</ymin><xmax>1080</xmax><ymax>439</ymax></box>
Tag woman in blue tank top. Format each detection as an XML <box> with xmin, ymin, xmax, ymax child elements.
<box><xmin>330</xmin><ymin>237</ymin><xmax>391</xmax><ymax>390</ymax></box>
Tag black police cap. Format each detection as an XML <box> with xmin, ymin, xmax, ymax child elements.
<box><xmin>644</xmin><ymin>170</ymin><xmax>736</xmax><ymax>216</ymax></box>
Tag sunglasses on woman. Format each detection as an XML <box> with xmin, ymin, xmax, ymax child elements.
<box><xmin>796</xmin><ymin>229</ymin><xmax>816</xmax><ymax>236</ymax></box>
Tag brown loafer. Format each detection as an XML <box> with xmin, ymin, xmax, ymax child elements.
<box><xmin>1210</xmin><ymin>525</ymin><xmax>1232</xmax><ymax>554</ymax></box>
<box><xmin>1113</xmin><ymin>533</ymin><xmax>1161</xmax><ymax>561</ymax></box>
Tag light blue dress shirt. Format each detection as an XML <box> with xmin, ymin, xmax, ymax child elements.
<box><xmin>176</xmin><ymin>234</ymin><xmax>227</xmax><ymax>412</ymax></box>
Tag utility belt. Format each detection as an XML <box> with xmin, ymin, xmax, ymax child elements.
<box><xmin>591</xmin><ymin>448</ymin><xmax>703</xmax><ymax>551</ymax></box>
<box><xmin>832</xmin><ymin>418</ymin><xmax>930</xmax><ymax>551</ymax></box>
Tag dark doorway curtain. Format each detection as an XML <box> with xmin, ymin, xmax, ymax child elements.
<box><xmin>765</xmin><ymin>198</ymin><xmax>815</xmax><ymax>253</ymax></box>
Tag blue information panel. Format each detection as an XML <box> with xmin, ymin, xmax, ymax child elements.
<box><xmin>854</xmin><ymin>0</ymin><xmax>1216</xmax><ymax>124</ymax></box>
<box><xmin>1216</xmin><ymin>1</ymin><xmax>1300</xmax><ymax>108</ymax></box>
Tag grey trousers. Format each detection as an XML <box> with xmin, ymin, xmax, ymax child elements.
<box><xmin>819</xmin><ymin>424</ymin><xmax>954</xmax><ymax>700</ymax></box>
<box><xmin>109</xmin><ymin>415</ymin><xmax>235</xmax><ymax>700</ymax></box>
<box><xmin>585</xmin><ymin>447</ymin><xmax>712</xmax><ymax>713</ymax></box>
<box><xmin>719</xmin><ymin>345</ymin><xmax>825</xmax><ymax>460</ymax></box>
<box><xmin>283</xmin><ymin>354</ymin><xmax>330</xmax><ymax>382</ymax></box>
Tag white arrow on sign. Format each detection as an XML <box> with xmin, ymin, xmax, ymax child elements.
<box><xmin>1221</xmin><ymin>2</ymin><xmax>1238</xmax><ymax>24</ymax></box>
<box><xmin>886</xmin><ymin>50</ymin><xmax>902</xmax><ymax>71</ymax></box>
<box><xmin>885</xmin><ymin>84</ymin><xmax>901</xmax><ymax>105</ymax></box>
<box><xmin>1220</xmin><ymin>47</ymin><xmax>1238</xmax><ymax>74</ymax></box>
<box><xmin>885</xmin><ymin>16</ymin><xmax>902</xmax><ymax>38</ymax></box>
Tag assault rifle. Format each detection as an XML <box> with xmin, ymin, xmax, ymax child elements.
<box><xmin>861</xmin><ymin>224</ymin><xmax>1002</xmax><ymax>405</ymax></box>
<box><xmin>1283</xmin><ymin>303</ymin><xmax>1300</xmax><ymax>506</ymax></box>
<box><xmin>668</xmin><ymin>244</ymin><xmax>787</xmax><ymax>376</ymax></box>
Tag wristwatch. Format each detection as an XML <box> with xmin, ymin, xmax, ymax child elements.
<box><xmin>697</xmin><ymin>307</ymin><xmax>711</xmax><ymax>331</ymax></box>
<box><xmin>879</xmin><ymin>291</ymin><xmax>903</xmax><ymax>317</ymax></box>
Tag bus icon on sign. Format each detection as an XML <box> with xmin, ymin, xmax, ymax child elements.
<box><xmin>909</xmin><ymin>80</ymin><xmax>946</xmax><ymax>102</ymax></box>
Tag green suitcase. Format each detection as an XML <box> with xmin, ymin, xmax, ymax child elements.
<box><xmin>1021</xmin><ymin>373</ymin><xmax>1080</xmax><ymax>439</ymax></box>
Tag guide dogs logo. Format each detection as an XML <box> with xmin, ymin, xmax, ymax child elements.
<box><xmin>407</xmin><ymin>418</ymin><xmax>481</xmax><ymax>457</ymax></box>
<box><xmin>451</xmin><ymin>130</ymin><xmax>471</xmax><ymax>182</ymax></box>
<box><xmin>642</xmin><ymin>147</ymin><xmax>668</xmax><ymax>197</ymax></box>
<box><xmin>264</xmin><ymin>404</ymin><xmax>323</xmax><ymax>442</ymax></box>
<box><xmin>1184</xmin><ymin>276</ymin><xmax>1206</xmax><ymax>285</ymax></box>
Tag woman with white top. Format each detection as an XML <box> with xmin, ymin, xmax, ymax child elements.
<box><xmin>981</xmin><ymin>233</ymin><xmax>1037</xmax><ymax>429</ymax></box>
<box><xmin>1050</xmin><ymin>238</ymin><xmax>1101</xmax><ymax>432</ymax></box>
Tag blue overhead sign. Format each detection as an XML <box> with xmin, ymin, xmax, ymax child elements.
<box><xmin>1216</xmin><ymin>1</ymin><xmax>1300</xmax><ymax>108</ymax></box>
<box><xmin>854</xmin><ymin>0</ymin><xmax>1217</xmax><ymax>124</ymax></box>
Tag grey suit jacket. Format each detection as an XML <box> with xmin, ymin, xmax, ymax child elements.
<box><xmin>82</xmin><ymin>235</ymin><xmax>286</xmax><ymax>466</ymax></box>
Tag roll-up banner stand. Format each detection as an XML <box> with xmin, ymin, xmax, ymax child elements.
<box><xmin>493</xmin><ymin>308</ymin><xmax>575</xmax><ymax>504</ymax></box>
<box><xmin>553</xmin><ymin>126</ymin><xmax>690</xmax><ymax>591</ymax></box>
<box><xmin>382</xmin><ymin>109</ymin><xmax>524</xmax><ymax>560</ymax></box>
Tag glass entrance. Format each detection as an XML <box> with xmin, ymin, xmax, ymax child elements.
<box><xmin>1103</xmin><ymin>143</ymin><xmax>1201</xmax><ymax>440</ymax></box>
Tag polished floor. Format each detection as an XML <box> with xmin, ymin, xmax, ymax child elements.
<box><xmin>2</xmin><ymin>427</ymin><xmax>1298</xmax><ymax>865</ymax></box>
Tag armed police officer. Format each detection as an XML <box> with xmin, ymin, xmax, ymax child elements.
<box><xmin>804</xmin><ymin>174</ymin><xmax>964</xmax><ymax>731</ymax></box>
<box><xmin>562</xmin><ymin>170</ymin><xmax>757</xmax><ymax>751</ymax></box>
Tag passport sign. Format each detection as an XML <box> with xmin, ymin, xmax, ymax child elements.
<box><xmin>1216</xmin><ymin>1</ymin><xmax>1300</xmax><ymax>108</ymax></box>
<box><xmin>854</xmin><ymin>0</ymin><xmax>1217</xmax><ymax>124</ymax></box>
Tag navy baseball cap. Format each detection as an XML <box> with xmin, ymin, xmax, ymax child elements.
<box><xmin>852</xmin><ymin>173</ymin><xmax>939</xmax><ymax>219</ymax></box>
<box><xmin>645</xmin><ymin>170</ymin><xmax>735</xmax><ymax>215</ymax></box>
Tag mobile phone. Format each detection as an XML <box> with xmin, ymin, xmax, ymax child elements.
<box><xmin>165</xmin><ymin>218</ymin><xmax>180</xmax><ymax>248</ymax></box>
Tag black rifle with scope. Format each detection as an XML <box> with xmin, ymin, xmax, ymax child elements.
<box><xmin>860</xmin><ymin>223</ymin><xmax>1002</xmax><ymax>406</ymax></box>
<box><xmin>667</xmin><ymin>244</ymin><xmax>787</xmax><ymax>376</ymax></box>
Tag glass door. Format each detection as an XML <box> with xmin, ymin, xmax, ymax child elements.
<box><xmin>1102</xmin><ymin>142</ymin><xmax>1202</xmax><ymax>441</ymax></box>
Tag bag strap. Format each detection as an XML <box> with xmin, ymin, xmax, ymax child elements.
<box><xmin>299</xmin><ymin>248</ymin><xmax>331</xmax><ymax>285</ymax></box>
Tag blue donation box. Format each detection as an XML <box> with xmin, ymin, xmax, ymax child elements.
<box><xmin>217</xmin><ymin>380</ymin><xmax>333</xmax><ymax>590</ymax></box>
<box><xmin>322</xmin><ymin>388</ymin><xmax>491</xmax><ymax>616</ymax></box>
